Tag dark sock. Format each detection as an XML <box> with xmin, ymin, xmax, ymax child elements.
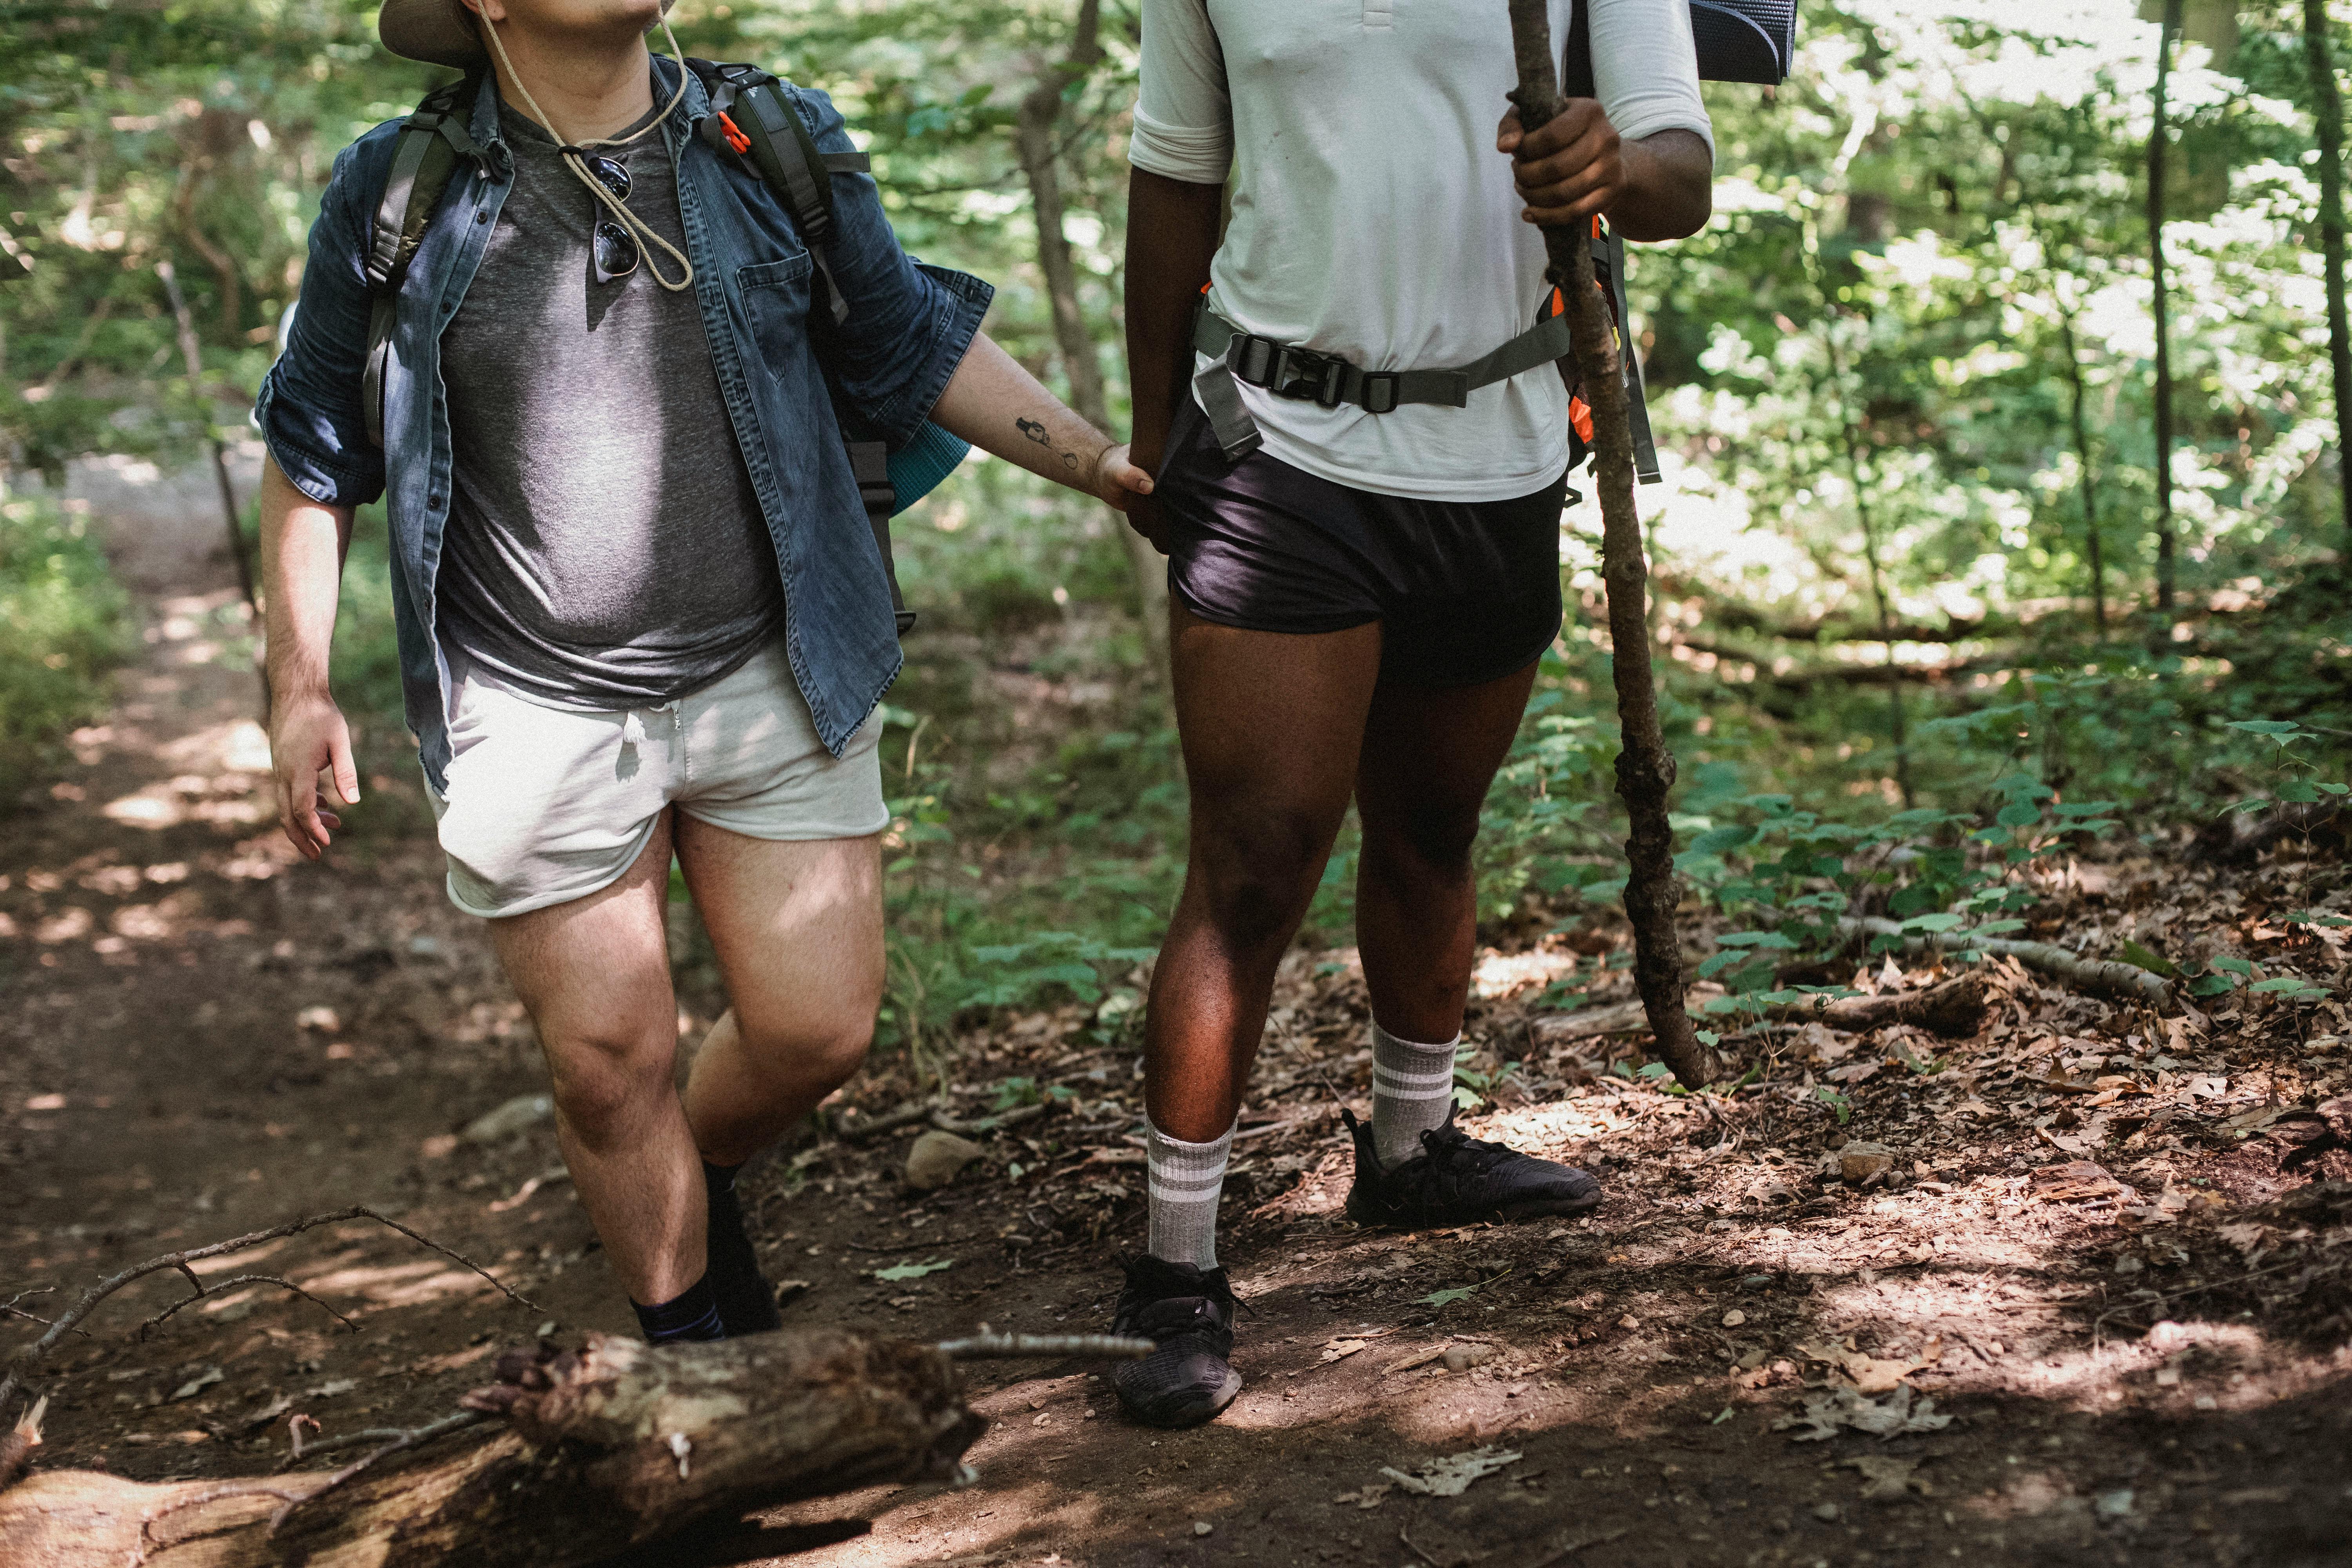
<box><xmin>631</xmin><ymin>1273</ymin><xmax>725</xmax><ymax>1344</ymax></box>
<box><xmin>702</xmin><ymin>1159</ymin><xmax>780</xmax><ymax>1336</ymax></box>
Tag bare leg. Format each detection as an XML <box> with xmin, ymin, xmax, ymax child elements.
<box><xmin>1352</xmin><ymin>660</ymin><xmax>1543</xmax><ymax>1042</ymax></box>
<box><xmin>675</xmin><ymin>821</ymin><xmax>884</xmax><ymax>1166</ymax></box>
<box><xmin>1143</xmin><ymin>604</ymin><xmax>1382</xmax><ymax>1143</ymax></box>
<box><xmin>488</xmin><ymin>813</ymin><xmax>704</xmax><ymax>1305</ymax></box>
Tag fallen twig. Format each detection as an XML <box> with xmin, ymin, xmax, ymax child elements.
<box><xmin>1399</xmin><ymin>1524</ymin><xmax>1445</xmax><ymax>1568</ymax></box>
<box><xmin>833</xmin><ymin>1100</ymin><xmax>938</xmax><ymax>1144</ymax></box>
<box><xmin>269</xmin><ymin>1410</ymin><xmax>491</xmax><ymax>1532</ymax></box>
<box><xmin>1527</xmin><ymin>1527</ymin><xmax>1630</xmax><ymax>1568</ymax></box>
<box><xmin>1838</xmin><ymin>918</ymin><xmax>2171</xmax><ymax>1006</ymax></box>
<box><xmin>933</xmin><ymin>1334</ymin><xmax>1152</xmax><ymax>1360</ymax></box>
<box><xmin>272</xmin><ymin>1410</ymin><xmax>488</xmax><ymax>1473</ymax></box>
<box><xmin>0</xmin><ymin>1206</ymin><xmax>534</xmax><ymax>1415</ymax></box>
<box><xmin>136</xmin><ymin>1272</ymin><xmax>359</xmax><ymax>1339</ymax></box>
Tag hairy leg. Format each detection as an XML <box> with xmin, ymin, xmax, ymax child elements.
<box><xmin>1353</xmin><ymin>659</ymin><xmax>1543</xmax><ymax>1042</ymax></box>
<box><xmin>1144</xmin><ymin>604</ymin><xmax>1382</xmax><ymax>1142</ymax></box>
<box><xmin>675</xmin><ymin>821</ymin><xmax>884</xmax><ymax>1167</ymax></box>
<box><xmin>488</xmin><ymin>813</ymin><xmax>703</xmax><ymax>1304</ymax></box>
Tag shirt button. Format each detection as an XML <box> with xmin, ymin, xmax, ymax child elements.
<box><xmin>428</xmin><ymin>492</ymin><xmax>445</xmax><ymax>507</ymax></box>
<box><xmin>475</xmin><ymin>211</ymin><xmax>490</xmax><ymax>223</ymax></box>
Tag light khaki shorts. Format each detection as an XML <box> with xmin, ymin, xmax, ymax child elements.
<box><xmin>426</xmin><ymin>640</ymin><xmax>887</xmax><ymax>919</ymax></box>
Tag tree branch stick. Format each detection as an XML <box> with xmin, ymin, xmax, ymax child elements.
<box><xmin>1505</xmin><ymin>0</ymin><xmax>1714</xmax><ymax>1089</ymax></box>
<box><xmin>0</xmin><ymin>1206</ymin><xmax>532</xmax><ymax>1415</ymax></box>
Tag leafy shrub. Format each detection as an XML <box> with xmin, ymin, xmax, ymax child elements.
<box><xmin>0</xmin><ymin>495</ymin><xmax>132</xmax><ymax>793</ymax></box>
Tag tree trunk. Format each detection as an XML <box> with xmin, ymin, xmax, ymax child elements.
<box><xmin>0</xmin><ymin>1330</ymin><xmax>982</xmax><ymax>1568</ymax></box>
<box><xmin>2149</xmin><ymin>0</ymin><xmax>2183</xmax><ymax>621</ymax></box>
<box><xmin>2057</xmin><ymin>309</ymin><xmax>2108</xmax><ymax>632</ymax></box>
<box><xmin>2307</xmin><ymin>0</ymin><xmax>2352</xmax><ymax>554</ymax></box>
<box><xmin>1503</xmin><ymin>0</ymin><xmax>1716</xmax><ymax>1091</ymax></box>
<box><xmin>1015</xmin><ymin>0</ymin><xmax>1172</xmax><ymax>690</ymax></box>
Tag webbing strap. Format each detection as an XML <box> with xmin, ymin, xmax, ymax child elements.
<box><xmin>847</xmin><ymin>439</ymin><xmax>917</xmax><ymax>635</ymax></box>
<box><xmin>1189</xmin><ymin>298</ymin><xmax>1580</xmax><ymax>463</ymax></box>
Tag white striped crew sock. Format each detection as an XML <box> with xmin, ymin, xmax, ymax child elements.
<box><xmin>1370</xmin><ymin>1020</ymin><xmax>1460</xmax><ymax>1169</ymax></box>
<box><xmin>1145</xmin><ymin>1117</ymin><xmax>1235</xmax><ymax>1270</ymax></box>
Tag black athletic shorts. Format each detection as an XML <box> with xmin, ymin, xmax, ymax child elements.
<box><xmin>1155</xmin><ymin>397</ymin><xmax>1567</xmax><ymax>689</ymax></box>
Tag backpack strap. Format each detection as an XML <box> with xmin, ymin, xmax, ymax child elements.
<box><xmin>687</xmin><ymin>59</ymin><xmax>928</xmax><ymax>632</ymax></box>
<box><xmin>363</xmin><ymin>78</ymin><xmax>484</xmax><ymax>449</ymax></box>
<box><xmin>691</xmin><ymin>60</ymin><xmax>868</xmax><ymax>326</ymax></box>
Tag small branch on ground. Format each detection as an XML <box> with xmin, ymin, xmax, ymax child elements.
<box><xmin>136</xmin><ymin>1272</ymin><xmax>360</xmax><ymax>1340</ymax></box>
<box><xmin>0</xmin><ymin>1205</ymin><xmax>534</xmax><ymax>1415</ymax></box>
<box><xmin>836</xmin><ymin>1101</ymin><xmax>1050</xmax><ymax>1144</ymax></box>
<box><xmin>268</xmin><ymin>1410</ymin><xmax>491</xmax><ymax>1532</ymax></box>
<box><xmin>272</xmin><ymin>1409</ymin><xmax>487</xmax><ymax>1473</ymax></box>
<box><xmin>1837</xmin><ymin>918</ymin><xmax>2171</xmax><ymax>1006</ymax></box>
<box><xmin>934</xmin><ymin>1334</ymin><xmax>1152</xmax><ymax>1361</ymax></box>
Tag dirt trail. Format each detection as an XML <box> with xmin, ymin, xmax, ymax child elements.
<box><xmin>4</xmin><ymin>580</ymin><xmax>2350</xmax><ymax>1568</ymax></box>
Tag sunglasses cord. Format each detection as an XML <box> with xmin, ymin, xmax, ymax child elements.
<box><xmin>481</xmin><ymin>11</ymin><xmax>695</xmax><ymax>291</ymax></box>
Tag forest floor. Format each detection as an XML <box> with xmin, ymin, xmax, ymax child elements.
<box><xmin>4</xmin><ymin>579</ymin><xmax>2351</xmax><ymax>1568</ymax></box>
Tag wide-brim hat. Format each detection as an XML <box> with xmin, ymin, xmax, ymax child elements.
<box><xmin>379</xmin><ymin>0</ymin><xmax>675</xmax><ymax>70</ymax></box>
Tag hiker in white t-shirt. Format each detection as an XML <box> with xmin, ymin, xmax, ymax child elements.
<box><xmin>1105</xmin><ymin>0</ymin><xmax>1714</xmax><ymax>1428</ymax></box>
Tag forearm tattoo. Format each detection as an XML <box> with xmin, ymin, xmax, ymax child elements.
<box><xmin>1017</xmin><ymin>415</ymin><xmax>1082</xmax><ymax>471</ymax></box>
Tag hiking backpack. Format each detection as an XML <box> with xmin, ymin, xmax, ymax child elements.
<box><xmin>358</xmin><ymin>60</ymin><xmax>959</xmax><ymax>635</ymax></box>
<box><xmin>1189</xmin><ymin>0</ymin><xmax>1795</xmax><ymax>486</ymax></box>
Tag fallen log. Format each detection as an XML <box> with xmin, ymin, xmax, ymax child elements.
<box><xmin>0</xmin><ymin>1329</ymin><xmax>983</xmax><ymax>1568</ymax></box>
<box><xmin>1836</xmin><ymin>918</ymin><xmax>2171</xmax><ymax>1006</ymax></box>
<box><xmin>1530</xmin><ymin>971</ymin><xmax>1987</xmax><ymax>1045</ymax></box>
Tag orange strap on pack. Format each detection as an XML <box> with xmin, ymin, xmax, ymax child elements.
<box><xmin>717</xmin><ymin>111</ymin><xmax>751</xmax><ymax>156</ymax></box>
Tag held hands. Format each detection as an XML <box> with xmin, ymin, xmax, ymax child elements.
<box><xmin>1497</xmin><ymin>99</ymin><xmax>1625</xmax><ymax>226</ymax></box>
<box><xmin>270</xmin><ymin>691</ymin><xmax>359</xmax><ymax>861</ymax></box>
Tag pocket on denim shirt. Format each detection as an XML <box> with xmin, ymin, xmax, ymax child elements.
<box><xmin>736</xmin><ymin>255</ymin><xmax>815</xmax><ymax>381</ymax></box>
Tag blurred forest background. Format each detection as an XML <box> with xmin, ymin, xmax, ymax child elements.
<box><xmin>2</xmin><ymin>0</ymin><xmax>2347</xmax><ymax>1072</ymax></box>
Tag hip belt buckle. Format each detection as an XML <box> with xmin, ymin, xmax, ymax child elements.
<box><xmin>1227</xmin><ymin>334</ymin><xmax>1350</xmax><ymax>410</ymax></box>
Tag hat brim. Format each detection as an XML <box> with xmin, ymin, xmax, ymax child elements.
<box><xmin>379</xmin><ymin>0</ymin><xmax>489</xmax><ymax>69</ymax></box>
<box><xmin>378</xmin><ymin>0</ymin><xmax>675</xmax><ymax>70</ymax></box>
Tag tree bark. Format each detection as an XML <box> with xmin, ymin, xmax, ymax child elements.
<box><xmin>2307</xmin><ymin>0</ymin><xmax>2352</xmax><ymax>555</ymax></box>
<box><xmin>2149</xmin><ymin>0</ymin><xmax>2183</xmax><ymax>621</ymax></box>
<box><xmin>1504</xmin><ymin>0</ymin><xmax>1715</xmax><ymax>1090</ymax></box>
<box><xmin>1015</xmin><ymin>0</ymin><xmax>1172</xmax><ymax>689</ymax></box>
<box><xmin>0</xmin><ymin>1330</ymin><xmax>982</xmax><ymax>1568</ymax></box>
<box><xmin>2056</xmin><ymin>308</ymin><xmax>2108</xmax><ymax>632</ymax></box>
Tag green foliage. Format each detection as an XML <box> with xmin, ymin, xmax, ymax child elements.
<box><xmin>0</xmin><ymin>496</ymin><xmax>132</xmax><ymax>792</ymax></box>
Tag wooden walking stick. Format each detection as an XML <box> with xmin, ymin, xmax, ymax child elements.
<box><xmin>1504</xmin><ymin>0</ymin><xmax>1716</xmax><ymax>1089</ymax></box>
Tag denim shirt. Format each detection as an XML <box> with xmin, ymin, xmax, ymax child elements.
<box><xmin>256</xmin><ymin>61</ymin><xmax>991</xmax><ymax>790</ymax></box>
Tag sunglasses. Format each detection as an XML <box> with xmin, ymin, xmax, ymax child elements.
<box><xmin>588</xmin><ymin>155</ymin><xmax>638</xmax><ymax>285</ymax></box>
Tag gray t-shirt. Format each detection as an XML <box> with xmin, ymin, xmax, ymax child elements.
<box><xmin>437</xmin><ymin>92</ymin><xmax>784</xmax><ymax>710</ymax></box>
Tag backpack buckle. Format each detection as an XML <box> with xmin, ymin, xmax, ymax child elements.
<box><xmin>1270</xmin><ymin>345</ymin><xmax>1345</xmax><ymax>408</ymax></box>
<box><xmin>1361</xmin><ymin>371</ymin><xmax>1400</xmax><ymax>414</ymax></box>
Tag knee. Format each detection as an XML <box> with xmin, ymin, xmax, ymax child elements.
<box><xmin>737</xmin><ymin>1007</ymin><xmax>874</xmax><ymax>1093</ymax></box>
<box><xmin>543</xmin><ymin>1028</ymin><xmax>673</xmax><ymax>1142</ymax></box>
<box><xmin>1365</xmin><ymin>803</ymin><xmax>1481</xmax><ymax>881</ymax></box>
<box><xmin>1191</xmin><ymin>808</ymin><xmax>1329</xmax><ymax>949</ymax></box>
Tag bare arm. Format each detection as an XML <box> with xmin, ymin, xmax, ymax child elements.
<box><xmin>258</xmin><ymin>455</ymin><xmax>359</xmax><ymax>861</ymax></box>
<box><xmin>928</xmin><ymin>329</ymin><xmax>1152</xmax><ymax>509</ymax></box>
<box><xmin>1122</xmin><ymin>168</ymin><xmax>1224</xmax><ymax>548</ymax></box>
<box><xmin>1498</xmin><ymin>108</ymin><xmax>1713</xmax><ymax>243</ymax></box>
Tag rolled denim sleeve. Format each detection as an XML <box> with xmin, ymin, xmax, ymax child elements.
<box><xmin>254</xmin><ymin>132</ymin><xmax>391</xmax><ymax>507</ymax></box>
<box><xmin>788</xmin><ymin>85</ymin><xmax>993</xmax><ymax>447</ymax></box>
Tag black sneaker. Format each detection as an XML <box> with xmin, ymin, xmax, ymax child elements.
<box><xmin>1109</xmin><ymin>1254</ymin><xmax>1243</xmax><ymax>1429</ymax></box>
<box><xmin>1342</xmin><ymin>1107</ymin><xmax>1602</xmax><ymax>1227</ymax></box>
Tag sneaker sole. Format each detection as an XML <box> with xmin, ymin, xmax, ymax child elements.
<box><xmin>1115</xmin><ymin>1368</ymin><xmax>1243</xmax><ymax>1430</ymax></box>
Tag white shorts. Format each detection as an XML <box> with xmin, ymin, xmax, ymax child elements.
<box><xmin>427</xmin><ymin>640</ymin><xmax>887</xmax><ymax>919</ymax></box>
